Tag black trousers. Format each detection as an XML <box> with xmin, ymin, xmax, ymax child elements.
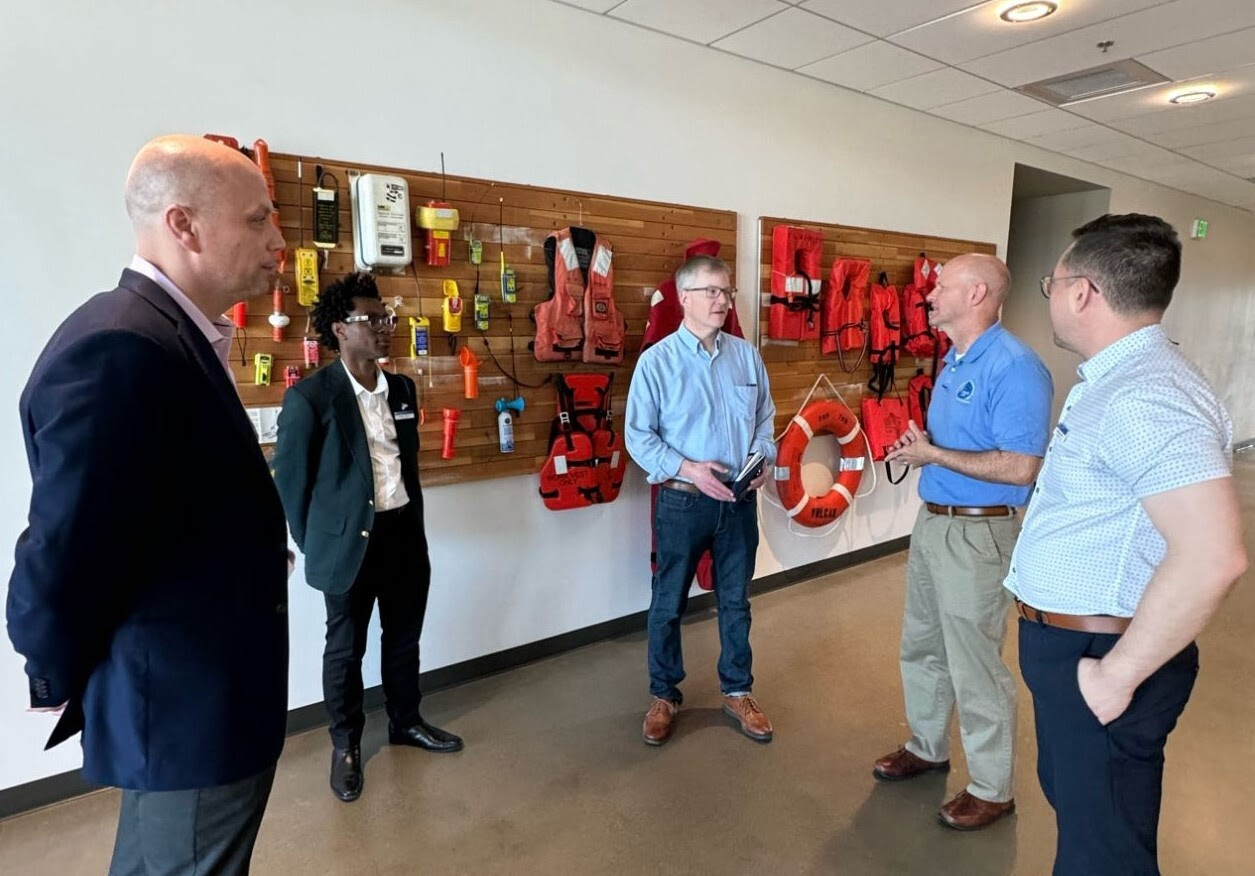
<box><xmin>1018</xmin><ymin>618</ymin><xmax>1198</xmax><ymax>876</ymax></box>
<box><xmin>108</xmin><ymin>766</ymin><xmax>276</xmax><ymax>876</ymax></box>
<box><xmin>323</xmin><ymin>504</ymin><xmax>430</xmax><ymax>750</ymax></box>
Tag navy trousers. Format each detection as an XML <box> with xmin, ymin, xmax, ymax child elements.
<box><xmin>1018</xmin><ymin>618</ymin><xmax>1198</xmax><ymax>875</ymax></box>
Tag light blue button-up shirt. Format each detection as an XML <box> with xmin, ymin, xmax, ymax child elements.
<box><xmin>1005</xmin><ymin>325</ymin><xmax>1233</xmax><ymax>616</ymax></box>
<box><xmin>625</xmin><ymin>325</ymin><xmax>776</xmax><ymax>484</ymax></box>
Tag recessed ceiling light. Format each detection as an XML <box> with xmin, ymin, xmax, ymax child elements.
<box><xmin>1000</xmin><ymin>2</ymin><xmax>1058</xmax><ymax>23</ymax></box>
<box><xmin>1169</xmin><ymin>90</ymin><xmax>1216</xmax><ymax>105</ymax></box>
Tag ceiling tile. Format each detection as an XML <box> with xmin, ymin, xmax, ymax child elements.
<box><xmin>930</xmin><ymin>89</ymin><xmax>1048</xmax><ymax>125</ymax></box>
<box><xmin>980</xmin><ymin>108</ymin><xmax>1093</xmax><ymax>139</ymax></box>
<box><xmin>1179</xmin><ymin>134</ymin><xmax>1255</xmax><ymax>163</ymax></box>
<box><xmin>889</xmin><ymin>0</ymin><xmax>1165</xmax><ymax>68</ymax></box>
<box><xmin>798</xmin><ymin>0</ymin><xmax>982</xmax><ymax>38</ymax></box>
<box><xmin>554</xmin><ymin>0</ymin><xmax>625</xmax><ymax>11</ymax></box>
<box><xmin>960</xmin><ymin>0</ymin><xmax>1255</xmax><ymax>89</ymax></box>
<box><xmin>1064</xmin><ymin>131</ymin><xmax>1176</xmax><ymax>163</ymax></box>
<box><xmin>1024</xmin><ymin>123</ymin><xmax>1135</xmax><ymax>151</ymax></box>
<box><xmin>1058</xmin><ymin>63</ymin><xmax>1255</xmax><ymax>124</ymax></box>
<box><xmin>1107</xmin><ymin>92</ymin><xmax>1255</xmax><ymax>137</ymax></box>
<box><xmin>797</xmin><ymin>40</ymin><xmax>943</xmax><ymax>91</ymax></box>
<box><xmin>867</xmin><ymin>66</ymin><xmax>1000</xmax><ymax>110</ymax></box>
<box><xmin>610</xmin><ymin>0</ymin><xmax>786</xmax><ymax>45</ymax></box>
<box><xmin>712</xmin><ymin>6</ymin><xmax>871</xmax><ymax>68</ymax></box>
<box><xmin>1151</xmin><ymin>115</ymin><xmax>1255</xmax><ymax>148</ymax></box>
<box><xmin>1137</xmin><ymin>25</ymin><xmax>1255</xmax><ymax>80</ymax></box>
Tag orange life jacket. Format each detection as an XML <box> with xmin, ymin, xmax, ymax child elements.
<box><xmin>867</xmin><ymin>277</ymin><xmax>901</xmax><ymax>395</ymax></box>
<box><xmin>907</xmin><ymin>369</ymin><xmax>933</xmax><ymax>431</ymax></box>
<box><xmin>768</xmin><ymin>225</ymin><xmax>822</xmax><ymax>341</ymax></box>
<box><xmin>901</xmin><ymin>283</ymin><xmax>936</xmax><ymax>358</ymax></box>
<box><xmin>821</xmin><ymin>257</ymin><xmax>869</xmax><ymax>358</ymax></box>
<box><xmin>860</xmin><ymin>394</ymin><xmax>911</xmax><ymax>485</ymax></box>
<box><xmin>538</xmin><ymin>374</ymin><xmax>626</xmax><ymax>510</ymax></box>
<box><xmin>534</xmin><ymin>227</ymin><xmax>625</xmax><ymax>365</ymax></box>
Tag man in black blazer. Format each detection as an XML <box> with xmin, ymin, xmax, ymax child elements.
<box><xmin>6</xmin><ymin>135</ymin><xmax>290</xmax><ymax>873</ymax></box>
<box><xmin>272</xmin><ymin>272</ymin><xmax>462</xmax><ymax>803</ymax></box>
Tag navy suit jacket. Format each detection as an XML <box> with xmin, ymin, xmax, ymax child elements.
<box><xmin>5</xmin><ymin>269</ymin><xmax>290</xmax><ymax>791</ymax></box>
<box><xmin>271</xmin><ymin>361</ymin><xmax>429</xmax><ymax>595</ymax></box>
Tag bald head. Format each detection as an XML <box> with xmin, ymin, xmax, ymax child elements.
<box><xmin>125</xmin><ymin>135</ymin><xmax>259</xmax><ymax>228</ymax></box>
<box><xmin>943</xmin><ymin>253</ymin><xmax>1011</xmax><ymax>309</ymax></box>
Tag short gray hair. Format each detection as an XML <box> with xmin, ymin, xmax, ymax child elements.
<box><xmin>675</xmin><ymin>255</ymin><xmax>730</xmax><ymax>292</ymax></box>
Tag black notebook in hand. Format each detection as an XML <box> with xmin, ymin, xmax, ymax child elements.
<box><xmin>731</xmin><ymin>451</ymin><xmax>766</xmax><ymax>500</ymax></box>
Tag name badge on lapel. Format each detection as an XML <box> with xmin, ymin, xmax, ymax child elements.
<box><xmin>395</xmin><ymin>402</ymin><xmax>416</xmax><ymax>421</ymax></box>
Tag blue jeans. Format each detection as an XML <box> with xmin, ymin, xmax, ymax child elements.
<box><xmin>1019</xmin><ymin>619</ymin><xmax>1198</xmax><ymax>876</ymax></box>
<box><xmin>648</xmin><ymin>487</ymin><xmax>759</xmax><ymax>703</ymax></box>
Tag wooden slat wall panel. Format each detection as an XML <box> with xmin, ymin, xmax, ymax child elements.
<box><xmin>232</xmin><ymin>152</ymin><xmax>735</xmax><ymax>486</ymax></box>
<box><xmin>757</xmin><ymin>217</ymin><xmax>995</xmax><ymax>434</ymax></box>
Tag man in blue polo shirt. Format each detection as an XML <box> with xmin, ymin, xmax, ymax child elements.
<box><xmin>871</xmin><ymin>253</ymin><xmax>1052</xmax><ymax>831</ymax></box>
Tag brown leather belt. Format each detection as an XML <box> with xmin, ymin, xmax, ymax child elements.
<box><xmin>925</xmin><ymin>502</ymin><xmax>1015</xmax><ymax>518</ymax></box>
<box><xmin>1015</xmin><ymin>599</ymin><xmax>1131</xmax><ymax>635</ymax></box>
<box><xmin>662</xmin><ymin>479</ymin><xmax>700</xmax><ymax>494</ymax></box>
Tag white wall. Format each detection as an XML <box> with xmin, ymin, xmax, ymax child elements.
<box><xmin>2</xmin><ymin>0</ymin><xmax>1252</xmax><ymax>792</ymax></box>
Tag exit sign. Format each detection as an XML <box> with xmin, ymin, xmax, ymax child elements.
<box><xmin>1191</xmin><ymin>218</ymin><xmax>1209</xmax><ymax>239</ymax></box>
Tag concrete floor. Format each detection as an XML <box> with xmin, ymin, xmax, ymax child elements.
<box><xmin>1</xmin><ymin>455</ymin><xmax>1251</xmax><ymax>875</ymax></box>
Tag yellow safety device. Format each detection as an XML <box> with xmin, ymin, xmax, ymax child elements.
<box><xmin>295</xmin><ymin>248</ymin><xmax>320</xmax><ymax>307</ymax></box>
<box><xmin>254</xmin><ymin>353</ymin><xmax>273</xmax><ymax>386</ymax></box>
<box><xmin>409</xmin><ymin>316</ymin><xmax>430</xmax><ymax>357</ymax></box>
<box><xmin>442</xmin><ymin>280</ymin><xmax>463</xmax><ymax>333</ymax></box>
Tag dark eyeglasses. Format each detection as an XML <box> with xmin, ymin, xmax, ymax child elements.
<box><xmin>343</xmin><ymin>313</ymin><xmax>398</xmax><ymax>331</ymax></box>
<box><xmin>681</xmin><ymin>285</ymin><xmax>737</xmax><ymax>300</ymax></box>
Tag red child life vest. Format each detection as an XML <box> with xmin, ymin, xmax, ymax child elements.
<box><xmin>821</xmin><ymin>257</ymin><xmax>870</xmax><ymax>359</ymax></box>
<box><xmin>538</xmin><ymin>374</ymin><xmax>627</xmax><ymax>510</ymax></box>
<box><xmin>768</xmin><ymin>225</ymin><xmax>822</xmax><ymax>342</ymax></box>
<box><xmin>534</xmin><ymin>227</ymin><xmax>626</xmax><ymax>365</ymax></box>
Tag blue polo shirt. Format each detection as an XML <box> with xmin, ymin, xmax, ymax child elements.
<box><xmin>918</xmin><ymin>322</ymin><xmax>1052</xmax><ymax>507</ymax></box>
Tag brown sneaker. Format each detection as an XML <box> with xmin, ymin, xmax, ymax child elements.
<box><xmin>872</xmin><ymin>747</ymin><xmax>950</xmax><ymax>782</ymax></box>
<box><xmin>938</xmin><ymin>790</ymin><xmax>1015</xmax><ymax>831</ymax></box>
<box><xmin>642</xmin><ymin>698</ymin><xmax>678</xmax><ymax>746</ymax></box>
<box><xmin>722</xmin><ymin>695</ymin><xmax>773</xmax><ymax>742</ymax></box>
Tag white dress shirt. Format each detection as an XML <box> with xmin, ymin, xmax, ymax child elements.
<box><xmin>342</xmin><ymin>361</ymin><xmax>410</xmax><ymax>511</ymax></box>
<box><xmin>129</xmin><ymin>255</ymin><xmax>235</xmax><ymax>379</ymax></box>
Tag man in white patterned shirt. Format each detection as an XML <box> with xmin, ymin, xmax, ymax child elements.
<box><xmin>1005</xmin><ymin>214</ymin><xmax>1247</xmax><ymax>875</ymax></box>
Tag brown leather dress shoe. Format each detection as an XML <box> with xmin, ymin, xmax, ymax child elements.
<box><xmin>642</xmin><ymin>698</ymin><xmax>678</xmax><ymax>746</ymax></box>
<box><xmin>872</xmin><ymin>747</ymin><xmax>950</xmax><ymax>782</ymax></box>
<box><xmin>938</xmin><ymin>790</ymin><xmax>1015</xmax><ymax>830</ymax></box>
<box><xmin>722</xmin><ymin>695</ymin><xmax>773</xmax><ymax>742</ymax></box>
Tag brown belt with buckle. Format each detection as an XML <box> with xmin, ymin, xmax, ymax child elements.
<box><xmin>925</xmin><ymin>502</ymin><xmax>1015</xmax><ymax>518</ymax></box>
<box><xmin>662</xmin><ymin>479</ymin><xmax>700</xmax><ymax>494</ymax></box>
<box><xmin>1015</xmin><ymin>599</ymin><xmax>1131</xmax><ymax>635</ymax></box>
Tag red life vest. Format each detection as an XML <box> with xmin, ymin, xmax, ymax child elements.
<box><xmin>901</xmin><ymin>282</ymin><xmax>935</xmax><ymax>358</ymax></box>
<box><xmin>867</xmin><ymin>277</ymin><xmax>901</xmax><ymax>395</ymax></box>
<box><xmin>860</xmin><ymin>395</ymin><xmax>911</xmax><ymax>485</ymax></box>
<box><xmin>640</xmin><ymin>238</ymin><xmax>743</xmax><ymax>350</ymax></box>
<box><xmin>907</xmin><ymin>370</ymin><xmax>933</xmax><ymax>430</ymax></box>
<box><xmin>821</xmin><ymin>257</ymin><xmax>869</xmax><ymax>357</ymax></box>
<box><xmin>534</xmin><ymin>227</ymin><xmax>626</xmax><ymax>365</ymax></box>
<box><xmin>768</xmin><ymin>225</ymin><xmax>822</xmax><ymax>341</ymax></box>
<box><xmin>538</xmin><ymin>374</ymin><xmax>626</xmax><ymax>510</ymax></box>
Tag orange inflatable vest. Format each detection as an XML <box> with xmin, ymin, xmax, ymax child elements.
<box><xmin>821</xmin><ymin>257</ymin><xmax>870</xmax><ymax>360</ymax></box>
<box><xmin>534</xmin><ymin>227</ymin><xmax>626</xmax><ymax>365</ymax></box>
<box><xmin>538</xmin><ymin>374</ymin><xmax>627</xmax><ymax>509</ymax></box>
<box><xmin>768</xmin><ymin>225</ymin><xmax>823</xmax><ymax>341</ymax></box>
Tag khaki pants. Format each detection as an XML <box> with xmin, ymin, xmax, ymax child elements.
<box><xmin>900</xmin><ymin>505</ymin><xmax>1020</xmax><ymax>802</ymax></box>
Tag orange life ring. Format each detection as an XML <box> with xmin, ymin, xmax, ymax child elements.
<box><xmin>775</xmin><ymin>400</ymin><xmax>867</xmax><ymax>526</ymax></box>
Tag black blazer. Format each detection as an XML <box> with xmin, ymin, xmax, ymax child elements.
<box><xmin>6</xmin><ymin>269</ymin><xmax>290</xmax><ymax>791</ymax></box>
<box><xmin>271</xmin><ymin>361</ymin><xmax>429</xmax><ymax>595</ymax></box>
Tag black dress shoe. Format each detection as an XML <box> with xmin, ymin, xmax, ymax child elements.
<box><xmin>388</xmin><ymin>719</ymin><xmax>464</xmax><ymax>753</ymax></box>
<box><xmin>330</xmin><ymin>746</ymin><xmax>363</xmax><ymax>802</ymax></box>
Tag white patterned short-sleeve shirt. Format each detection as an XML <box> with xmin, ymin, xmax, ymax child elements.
<box><xmin>1004</xmin><ymin>325</ymin><xmax>1233</xmax><ymax>616</ymax></box>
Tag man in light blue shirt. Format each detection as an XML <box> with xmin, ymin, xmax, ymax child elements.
<box><xmin>625</xmin><ymin>255</ymin><xmax>775</xmax><ymax>747</ymax></box>
<box><xmin>1006</xmin><ymin>214</ymin><xmax>1247</xmax><ymax>875</ymax></box>
<box><xmin>872</xmin><ymin>253</ymin><xmax>1052</xmax><ymax>832</ymax></box>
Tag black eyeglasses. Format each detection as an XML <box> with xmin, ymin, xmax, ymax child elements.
<box><xmin>343</xmin><ymin>313</ymin><xmax>398</xmax><ymax>331</ymax></box>
<box><xmin>1039</xmin><ymin>275</ymin><xmax>1099</xmax><ymax>299</ymax></box>
<box><xmin>681</xmin><ymin>285</ymin><xmax>737</xmax><ymax>300</ymax></box>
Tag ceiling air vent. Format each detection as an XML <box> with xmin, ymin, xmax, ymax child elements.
<box><xmin>1016</xmin><ymin>59</ymin><xmax>1169</xmax><ymax>107</ymax></box>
